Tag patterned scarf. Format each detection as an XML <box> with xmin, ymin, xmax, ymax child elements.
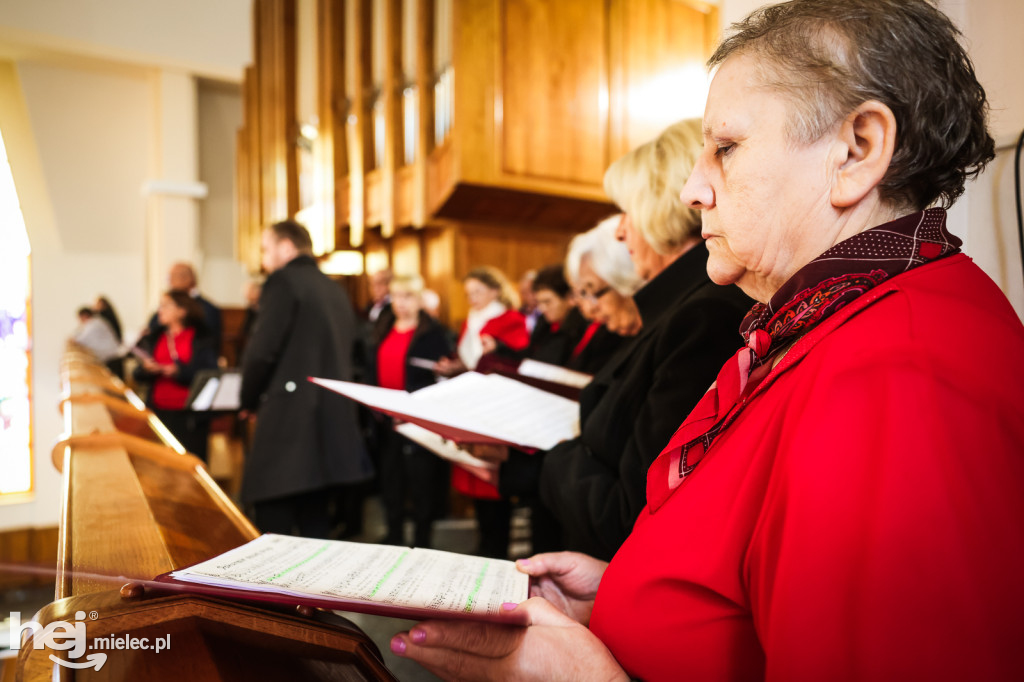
<box><xmin>646</xmin><ymin>208</ymin><xmax>961</xmax><ymax>511</ymax></box>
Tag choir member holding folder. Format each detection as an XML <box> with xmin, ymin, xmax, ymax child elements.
<box><xmin>393</xmin><ymin>2</ymin><xmax>1024</xmax><ymax>678</ymax></box>
<box><xmin>494</xmin><ymin>119</ymin><xmax>752</xmax><ymax>560</ymax></box>
<box><xmin>132</xmin><ymin>290</ymin><xmax>218</xmax><ymax>461</ymax></box>
<box><xmin>368</xmin><ymin>274</ymin><xmax>454</xmax><ymax>547</ymax></box>
<box><xmin>562</xmin><ymin>215</ymin><xmax>642</xmax><ymax>375</ymax></box>
<box><xmin>435</xmin><ymin>266</ymin><xmax>530</xmax><ymax>558</ymax></box>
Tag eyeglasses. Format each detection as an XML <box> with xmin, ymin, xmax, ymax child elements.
<box><xmin>576</xmin><ymin>285</ymin><xmax>612</xmax><ymax>304</ymax></box>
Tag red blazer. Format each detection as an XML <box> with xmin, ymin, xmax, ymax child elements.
<box><xmin>453</xmin><ymin>308</ymin><xmax>529</xmax><ymax>500</ymax></box>
<box><xmin>592</xmin><ymin>255</ymin><xmax>1024</xmax><ymax>681</ymax></box>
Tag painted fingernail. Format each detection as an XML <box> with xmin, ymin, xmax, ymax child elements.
<box><xmin>501</xmin><ymin>601</ymin><xmax>518</xmax><ymax>611</ymax></box>
<box><xmin>411</xmin><ymin>628</ymin><xmax>427</xmax><ymax>643</ymax></box>
<box><xmin>390</xmin><ymin>637</ymin><xmax>407</xmax><ymax>655</ymax></box>
<box><xmin>516</xmin><ymin>558</ymin><xmax>531</xmax><ymax>568</ymax></box>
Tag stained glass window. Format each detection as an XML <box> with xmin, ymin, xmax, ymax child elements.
<box><xmin>0</xmin><ymin>128</ymin><xmax>32</xmax><ymax>496</ymax></box>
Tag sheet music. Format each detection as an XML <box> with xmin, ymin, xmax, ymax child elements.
<box><xmin>310</xmin><ymin>372</ymin><xmax>579</xmax><ymax>450</ymax></box>
<box><xmin>408</xmin><ymin>357</ymin><xmax>439</xmax><ymax>370</ymax></box>
<box><xmin>394</xmin><ymin>422</ymin><xmax>498</xmax><ymax>470</ymax></box>
<box><xmin>171</xmin><ymin>534</ymin><xmax>528</xmax><ymax>615</ymax></box>
<box><xmin>211</xmin><ymin>372</ymin><xmax>242</xmax><ymax>410</ymax></box>
<box><xmin>517</xmin><ymin>359</ymin><xmax>593</xmax><ymax>388</ymax></box>
<box><xmin>190</xmin><ymin>377</ymin><xmax>220</xmax><ymax>411</ymax></box>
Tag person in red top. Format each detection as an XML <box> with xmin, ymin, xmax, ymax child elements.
<box><xmin>435</xmin><ymin>265</ymin><xmax>529</xmax><ymax>558</ymax></box>
<box><xmin>389</xmin><ymin>1</ymin><xmax>1024</xmax><ymax>680</ymax></box>
<box><xmin>370</xmin><ymin>274</ymin><xmax>454</xmax><ymax>547</ymax></box>
<box><xmin>133</xmin><ymin>290</ymin><xmax>218</xmax><ymax>461</ymax></box>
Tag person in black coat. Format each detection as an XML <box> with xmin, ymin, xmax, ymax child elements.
<box><xmin>239</xmin><ymin>220</ymin><xmax>374</xmax><ymax>538</ymax></box>
<box><xmin>495</xmin><ymin>120</ymin><xmax>753</xmax><ymax>560</ymax></box>
<box><xmin>368</xmin><ymin>274</ymin><xmax>454</xmax><ymax>547</ymax></box>
<box><xmin>519</xmin><ymin>264</ymin><xmax>588</xmax><ymax>367</ymax></box>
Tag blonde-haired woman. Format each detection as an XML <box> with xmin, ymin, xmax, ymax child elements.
<box><xmin>370</xmin><ymin>273</ymin><xmax>454</xmax><ymax>547</ymax></box>
<box><xmin>603</xmin><ymin>118</ymin><xmax>704</xmax><ymax>280</ymax></box>
<box><xmin>496</xmin><ymin>119</ymin><xmax>752</xmax><ymax>559</ymax></box>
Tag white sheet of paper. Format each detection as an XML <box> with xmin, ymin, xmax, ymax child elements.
<box><xmin>394</xmin><ymin>422</ymin><xmax>498</xmax><ymax>470</ymax></box>
<box><xmin>171</xmin><ymin>534</ymin><xmax>528</xmax><ymax>615</ymax></box>
<box><xmin>310</xmin><ymin>372</ymin><xmax>579</xmax><ymax>450</ymax></box>
<box><xmin>190</xmin><ymin>377</ymin><xmax>220</xmax><ymax>411</ymax></box>
<box><xmin>211</xmin><ymin>372</ymin><xmax>242</xmax><ymax>410</ymax></box>
<box><xmin>517</xmin><ymin>359</ymin><xmax>593</xmax><ymax>388</ymax></box>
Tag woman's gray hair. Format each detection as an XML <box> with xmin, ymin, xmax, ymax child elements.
<box><xmin>565</xmin><ymin>215</ymin><xmax>644</xmax><ymax>296</ymax></box>
<box><xmin>710</xmin><ymin>0</ymin><xmax>994</xmax><ymax>211</ymax></box>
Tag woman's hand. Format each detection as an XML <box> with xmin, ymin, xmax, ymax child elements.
<box><xmin>479</xmin><ymin>334</ymin><xmax>497</xmax><ymax>354</ymax></box>
<box><xmin>434</xmin><ymin>357</ymin><xmax>467</xmax><ymax>377</ymax></box>
<box><xmin>516</xmin><ymin>552</ymin><xmax>608</xmax><ymax>626</ymax></box>
<box><xmin>468</xmin><ymin>444</ymin><xmax>510</xmax><ymax>463</ymax></box>
<box><xmin>456</xmin><ymin>461</ymin><xmax>499</xmax><ymax>486</ymax></box>
<box><xmin>391</xmin><ymin>597</ymin><xmax>627</xmax><ymax>682</ymax></box>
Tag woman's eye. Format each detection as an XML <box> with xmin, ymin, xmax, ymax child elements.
<box><xmin>714</xmin><ymin>143</ymin><xmax>735</xmax><ymax>158</ymax></box>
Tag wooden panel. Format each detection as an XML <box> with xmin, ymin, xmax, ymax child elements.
<box><xmin>245</xmin><ymin>64</ymin><xmax>263</xmax><ymax>268</ymax></box>
<box><xmin>609</xmin><ymin>0</ymin><xmax>718</xmax><ymax>159</ymax></box>
<box><xmin>347</xmin><ymin>0</ymin><xmax>373</xmax><ymax>246</ymax></box>
<box><xmin>390</xmin><ymin>230</ymin><xmax>421</xmax><ymax>276</ymax></box>
<box><xmin>318</xmin><ymin>0</ymin><xmax>347</xmax><ymax>252</ymax></box>
<box><xmin>499</xmin><ymin>0</ymin><xmax>608</xmax><ymax>186</ymax></box>
<box><xmin>448</xmin><ymin>220</ymin><xmax>578</xmax><ymax>325</ymax></box>
<box><xmin>380</xmin><ymin>0</ymin><xmax>402</xmax><ymax>237</ymax></box>
<box><xmin>395</xmin><ymin>165</ymin><xmax>415</xmax><ymax>225</ymax></box>
<box><xmin>257</xmin><ymin>0</ymin><xmax>299</xmax><ymax>223</ymax></box>
<box><xmin>0</xmin><ymin>526</ymin><xmax>58</xmax><ymax>590</ymax></box>
<box><xmin>411</xmin><ymin>0</ymin><xmax>436</xmax><ymax>226</ymax></box>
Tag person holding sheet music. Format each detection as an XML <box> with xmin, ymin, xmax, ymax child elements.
<box><xmin>369</xmin><ymin>274</ymin><xmax>454</xmax><ymax>547</ymax></box>
<box><xmin>392</xmin><ymin>2</ymin><xmax>1024</xmax><ymax>679</ymax></box>
<box><xmin>435</xmin><ymin>265</ymin><xmax>530</xmax><ymax>558</ymax></box>
<box><xmin>491</xmin><ymin>119</ymin><xmax>752</xmax><ymax>561</ymax></box>
<box><xmin>132</xmin><ymin>290</ymin><xmax>218</xmax><ymax>461</ymax></box>
<box><xmin>562</xmin><ymin>215</ymin><xmax>643</xmax><ymax>375</ymax></box>
<box><xmin>518</xmin><ymin>265</ymin><xmax>589</xmax><ymax>369</ymax></box>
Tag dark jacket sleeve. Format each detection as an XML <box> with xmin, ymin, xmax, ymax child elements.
<box><xmin>538</xmin><ymin>289</ymin><xmax>748</xmax><ymax>560</ymax></box>
<box><xmin>173</xmin><ymin>331</ymin><xmax>218</xmax><ymax>386</ymax></box>
<box><xmin>239</xmin><ymin>273</ymin><xmax>296</xmax><ymax>410</ymax></box>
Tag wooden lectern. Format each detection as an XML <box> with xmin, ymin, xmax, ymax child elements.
<box><xmin>16</xmin><ymin>351</ymin><xmax>396</xmax><ymax>681</ymax></box>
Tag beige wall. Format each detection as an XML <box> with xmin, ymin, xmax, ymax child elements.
<box><xmin>0</xmin><ymin>60</ymin><xmax>156</xmax><ymax>530</ymax></box>
<box><xmin>198</xmin><ymin>78</ymin><xmax>248</xmax><ymax>306</ymax></box>
<box><xmin>0</xmin><ymin>1</ymin><xmax>249</xmax><ymax>532</ymax></box>
<box><xmin>0</xmin><ymin>0</ymin><xmax>251</xmax><ymax>80</ymax></box>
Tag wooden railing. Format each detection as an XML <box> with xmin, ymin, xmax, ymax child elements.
<box><xmin>15</xmin><ymin>351</ymin><xmax>394</xmax><ymax>681</ymax></box>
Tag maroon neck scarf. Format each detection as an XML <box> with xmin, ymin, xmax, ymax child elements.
<box><xmin>647</xmin><ymin>208</ymin><xmax>961</xmax><ymax>511</ymax></box>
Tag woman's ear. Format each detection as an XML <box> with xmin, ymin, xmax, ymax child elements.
<box><xmin>830</xmin><ymin>100</ymin><xmax>897</xmax><ymax>208</ymax></box>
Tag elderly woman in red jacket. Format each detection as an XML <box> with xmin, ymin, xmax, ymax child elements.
<box><xmin>390</xmin><ymin>1</ymin><xmax>1024</xmax><ymax>680</ymax></box>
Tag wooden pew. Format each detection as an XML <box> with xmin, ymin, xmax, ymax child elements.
<box><xmin>16</xmin><ymin>353</ymin><xmax>395</xmax><ymax>681</ymax></box>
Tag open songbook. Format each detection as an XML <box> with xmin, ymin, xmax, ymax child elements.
<box><xmin>310</xmin><ymin>372</ymin><xmax>580</xmax><ymax>451</ymax></box>
<box><xmin>156</xmin><ymin>534</ymin><xmax>530</xmax><ymax>623</ymax></box>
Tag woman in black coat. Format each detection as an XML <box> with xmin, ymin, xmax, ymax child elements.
<box><xmin>497</xmin><ymin>120</ymin><xmax>753</xmax><ymax>560</ymax></box>
<box><xmin>368</xmin><ymin>274</ymin><xmax>455</xmax><ymax>547</ymax></box>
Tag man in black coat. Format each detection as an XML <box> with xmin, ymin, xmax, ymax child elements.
<box><xmin>240</xmin><ymin>220</ymin><xmax>373</xmax><ymax>537</ymax></box>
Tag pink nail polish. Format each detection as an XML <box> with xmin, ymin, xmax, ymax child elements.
<box><xmin>517</xmin><ymin>558</ymin><xmax>531</xmax><ymax>568</ymax></box>
<box><xmin>411</xmin><ymin>628</ymin><xmax>426</xmax><ymax>643</ymax></box>
<box><xmin>501</xmin><ymin>601</ymin><xmax>518</xmax><ymax>611</ymax></box>
<box><xmin>390</xmin><ymin>637</ymin><xmax>407</xmax><ymax>654</ymax></box>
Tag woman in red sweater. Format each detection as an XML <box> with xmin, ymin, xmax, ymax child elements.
<box><xmin>133</xmin><ymin>291</ymin><xmax>218</xmax><ymax>461</ymax></box>
<box><xmin>435</xmin><ymin>266</ymin><xmax>529</xmax><ymax>558</ymax></box>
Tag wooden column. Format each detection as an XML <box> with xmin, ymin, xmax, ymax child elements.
<box><xmin>257</xmin><ymin>0</ymin><xmax>299</xmax><ymax>223</ymax></box>
<box><xmin>347</xmin><ymin>0</ymin><xmax>372</xmax><ymax>247</ymax></box>
<box><xmin>412</xmin><ymin>0</ymin><xmax>435</xmax><ymax>227</ymax></box>
<box><xmin>318</xmin><ymin>0</ymin><xmax>347</xmax><ymax>251</ymax></box>
<box><xmin>379</xmin><ymin>0</ymin><xmax>402</xmax><ymax>237</ymax></box>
